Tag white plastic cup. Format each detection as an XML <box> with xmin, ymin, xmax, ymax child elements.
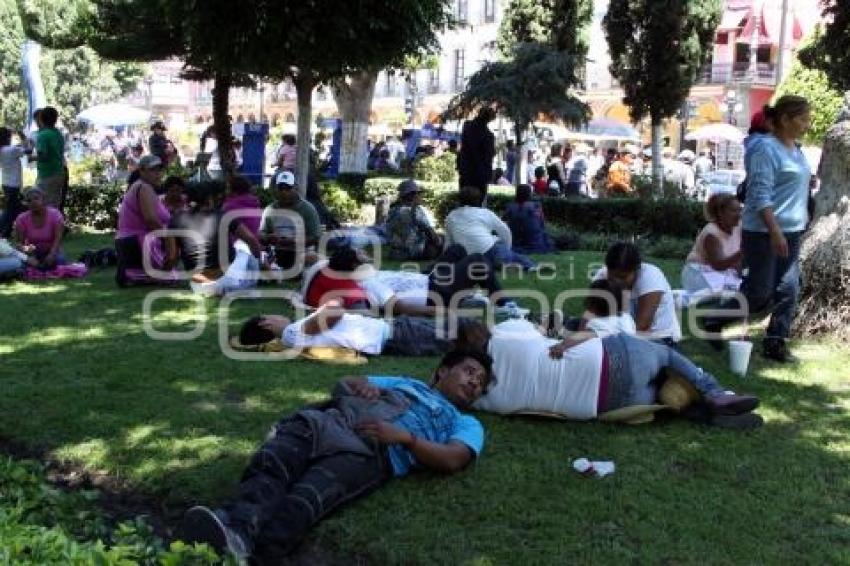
<box><xmin>728</xmin><ymin>340</ymin><xmax>754</xmax><ymax>377</ymax></box>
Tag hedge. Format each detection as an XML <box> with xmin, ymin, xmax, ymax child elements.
<box><xmin>362</xmin><ymin>177</ymin><xmax>705</xmax><ymax>239</ymax></box>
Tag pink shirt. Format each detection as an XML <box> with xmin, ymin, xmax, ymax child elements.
<box><xmin>277</xmin><ymin>144</ymin><xmax>296</xmax><ymax>170</ymax></box>
<box><xmin>117</xmin><ymin>180</ymin><xmax>171</xmax><ymax>238</ymax></box>
<box><xmin>222</xmin><ymin>193</ymin><xmax>262</xmax><ymax>237</ymax></box>
<box><xmin>686</xmin><ymin>222</ymin><xmax>741</xmax><ymax>265</ymax></box>
<box><xmin>15</xmin><ymin>207</ymin><xmax>64</xmax><ymax>254</ymax></box>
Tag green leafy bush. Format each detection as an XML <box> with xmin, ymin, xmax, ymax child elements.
<box><xmin>412</xmin><ymin>153</ymin><xmax>458</xmax><ymax>183</ymax></box>
<box><xmin>0</xmin><ymin>456</ymin><xmax>228</xmax><ymax>565</ymax></box>
<box><xmin>322</xmin><ymin>182</ymin><xmax>361</xmax><ymax>223</ymax></box>
<box><xmin>63</xmin><ymin>182</ymin><xmax>126</xmax><ymax>230</ymax></box>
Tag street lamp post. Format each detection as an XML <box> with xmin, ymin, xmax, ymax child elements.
<box><xmin>144</xmin><ymin>76</ymin><xmax>154</xmax><ymax>116</ymax></box>
<box><xmin>718</xmin><ymin>89</ymin><xmax>743</xmax><ymax>168</ymax></box>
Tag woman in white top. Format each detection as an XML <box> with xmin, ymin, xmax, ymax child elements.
<box><xmin>0</xmin><ymin>127</ymin><xmax>32</xmax><ymax>237</ymax></box>
<box><xmin>681</xmin><ymin>193</ymin><xmax>743</xmax><ymax>295</ymax></box>
<box><xmin>594</xmin><ymin>242</ymin><xmax>681</xmax><ymax>345</ymax></box>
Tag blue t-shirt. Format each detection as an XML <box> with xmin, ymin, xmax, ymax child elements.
<box><xmin>367</xmin><ymin>376</ymin><xmax>484</xmax><ymax>477</ymax></box>
<box><xmin>742</xmin><ymin>135</ymin><xmax>810</xmax><ymax>233</ymax></box>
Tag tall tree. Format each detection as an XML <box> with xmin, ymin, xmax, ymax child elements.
<box><xmin>281</xmin><ymin>0</ymin><xmax>451</xmax><ymax>186</ymax></box>
<box><xmin>442</xmin><ymin>42</ymin><xmax>590</xmax><ymax>187</ymax></box>
<box><xmin>604</xmin><ymin>0</ymin><xmax>721</xmax><ymax>192</ymax></box>
<box><xmin>774</xmin><ymin>56</ymin><xmax>843</xmax><ymax>145</ymax></box>
<box><xmin>791</xmin><ymin>2</ymin><xmax>850</xmax><ymax>338</ymax></box>
<box><xmin>497</xmin><ymin>0</ymin><xmax>593</xmax><ymax>59</ymax></box>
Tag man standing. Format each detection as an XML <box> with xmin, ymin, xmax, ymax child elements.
<box><xmin>34</xmin><ymin>107</ymin><xmax>65</xmax><ymax>209</ymax></box>
<box><xmin>504</xmin><ymin>139</ymin><xmax>517</xmax><ymax>184</ymax></box>
<box><xmin>457</xmin><ymin>107</ymin><xmax>495</xmax><ymax>203</ymax></box>
<box><xmin>148</xmin><ymin>121</ymin><xmax>169</xmax><ymax>164</ymax></box>
<box><xmin>693</xmin><ymin>149</ymin><xmax>713</xmax><ymax>181</ymax></box>
<box><xmin>178</xmin><ymin>350</ymin><xmax>493</xmax><ymax>562</ymax></box>
<box><xmin>260</xmin><ymin>170</ymin><xmax>322</xmax><ymax>271</ymax></box>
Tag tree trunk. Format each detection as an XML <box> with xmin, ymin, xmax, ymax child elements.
<box><xmin>514</xmin><ymin>123</ymin><xmax>526</xmax><ymax>189</ymax></box>
<box><xmin>212</xmin><ymin>73</ymin><xmax>234</xmax><ymax>177</ymax></box>
<box><xmin>332</xmin><ymin>70</ymin><xmax>377</xmax><ymax>175</ymax></box>
<box><xmin>650</xmin><ymin>117</ymin><xmax>664</xmax><ymax>195</ymax></box>
<box><xmin>793</xmin><ymin>94</ymin><xmax>850</xmax><ymax>339</ymax></box>
<box><xmin>294</xmin><ymin>75</ymin><xmax>315</xmax><ymax>196</ymax></box>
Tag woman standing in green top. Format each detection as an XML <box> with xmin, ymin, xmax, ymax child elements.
<box><xmin>34</xmin><ymin>107</ymin><xmax>65</xmax><ymax>209</ymax></box>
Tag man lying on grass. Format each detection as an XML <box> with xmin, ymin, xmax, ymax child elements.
<box><xmin>469</xmin><ymin>318</ymin><xmax>763</xmax><ymax>429</ymax></box>
<box><xmin>249</xmin><ymin>299</ymin><xmax>490</xmax><ymax>357</ymax></box>
<box><xmin>178</xmin><ymin>349</ymin><xmax>493</xmax><ymax>561</ymax></box>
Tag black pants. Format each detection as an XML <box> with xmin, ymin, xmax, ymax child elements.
<box><xmin>0</xmin><ymin>186</ymin><xmax>24</xmax><ymax>238</ymax></box>
<box><xmin>225</xmin><ymin>416</ymin><xmax>390</xmax><ymax>557</ymax></box>
<box><xmin>426</xmin><ymin>245</ymin><xmax>504</xmax><ymax>307</ymax></box>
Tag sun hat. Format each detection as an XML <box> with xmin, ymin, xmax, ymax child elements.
<box><xmin>275</xmin><ymin>170</ymin><xmax>296</xmax><ymax>187</ymax></box>
<box><xmin>397</xmin><ymin>179</ymin><xmax>421</xmax><ymax>197</ymax></box>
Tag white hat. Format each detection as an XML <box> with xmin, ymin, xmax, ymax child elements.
<box><xmin>275</xmin><ymin>170</ymin><xmax>296</xmax><ymax>187</ymax></box>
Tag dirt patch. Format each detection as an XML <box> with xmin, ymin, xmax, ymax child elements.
<box><xmin>0</xmin><ymin>436</ymin><xmax>360</xmax><ymax>565</ymax></box>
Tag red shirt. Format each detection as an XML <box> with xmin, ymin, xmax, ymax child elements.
<box><xmin>305</xmin><ymin>270</ymin><xmax>370</xmax><ymax>308</ymax></box>
<box><xmin>532</xmin><ymin>179</ymin><xmax>549</xmax><ymax>195</ymax></box>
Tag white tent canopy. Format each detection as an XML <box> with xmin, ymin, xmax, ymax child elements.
<box><xmin>77</xmin><ymin>103</ymin><xmax>151</xmax><ymax>127</ymax></box>
<box><xmin>685</xmin><ymin>123</ymin><xmax>745</xmax><ymax>144</ymax></box>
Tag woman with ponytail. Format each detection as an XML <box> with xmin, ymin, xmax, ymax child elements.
<box><xmin>740</xmin><ymin>95</ymin><xmax>811</xmax><ymax>363</ymax></box>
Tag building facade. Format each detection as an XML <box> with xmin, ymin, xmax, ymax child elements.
<box><xmin>127</xmin><ymin>0</ymin><xmax>822</xmax><ymax>148</ymax></box>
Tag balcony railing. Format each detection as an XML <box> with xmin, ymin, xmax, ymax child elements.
<box><xmin>696</xmin><ymin>62</ymin><xmax>776</xmax><ymax>85</ymax></box>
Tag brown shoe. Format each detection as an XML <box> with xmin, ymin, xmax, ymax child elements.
<box><xmin>705</xmin><ymin>392</ymin><xmax>759</xmax><ymax>416</ymax></box>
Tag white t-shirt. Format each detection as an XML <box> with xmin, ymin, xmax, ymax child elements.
<box><xmin>594</xmin><ymin>264</ymin><xmax>682</xmax><ymax>341</ymax></box>
<box><xmin>444</xmin><ymin>206</ymin><xmax>512</xmax><ymax>254</ymax></box>
<box><xmin>474</xmin><ymin>319</ymin><xmax>604</xmax><ymax>420</ymax></box>
<box><xmin>282</xmin><ymin>313</ymin><xmax>389</xmax><ymax>355</ymax></box>
<box><xmin>585</xmin><ymin>313</ymin><xmax>637</xmax><ymax>338</ymax></box>
<box><xmin>360</xmin><ymin>270</ymin><xmax>430</xmax><ymax>308</ymax></box>
<box><xmin>0</xmin><ymin>146</ymin><xmax>26</xmax><ymax>188</ymax></box>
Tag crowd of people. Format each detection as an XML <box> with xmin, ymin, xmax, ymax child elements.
<box><xmin>0</xmin><ymin>92</ymin><xmax>817</xmax><ymax>561</ymax></box>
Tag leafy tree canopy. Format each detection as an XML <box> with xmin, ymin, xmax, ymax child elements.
<box><xmin>497</xmin><ymin>0</ymin><xmax>593</xmax><ymax>58</ymax></box>
<box><xmin>776</xmin><ymin>35</ymin><xmax>844</xmax><ymax>145</ymax></box>
<box><xmin>798</xmin><ymin>3</ymin><xmax>850</xmax><ymax>93</ymax></box>
<box><xmin>2</xmin><ymin>0</ymin><xmax>144</xmax><ymax>128</ymax></box>
<box><xmin>603</xmin><ymin>0</ymin><xmax>721</xmax><ymax>123</ymax></box>
<box><xmin>442</xmin><ymin>42</ymin><xmax>590</xmax><ymax>139</ymax></box>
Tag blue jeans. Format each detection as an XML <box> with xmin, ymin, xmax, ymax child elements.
<box><xmin>484</xmin><ymin>242</ymin><xmax>536</xmax><ymax>271</ymax></box>
<box><xmin>740</xmin><ymin>230</ymin><xmax>803</xmax><ymax>340</ymax></box>
<box><xmin>601</xmin><ymin>334</ymin><xmax>725</xmax><ymax>411</ymax></box>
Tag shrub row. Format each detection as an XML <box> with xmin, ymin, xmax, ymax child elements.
<box><xmin>0</xmin><ymin>456</ymin><xmax>221</xmax><ymax>564</ymax></box>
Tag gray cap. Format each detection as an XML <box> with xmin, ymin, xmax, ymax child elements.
<box><xmin>397</xmin><ymin>179</ymin><xmax>421</xmax><ymax>197</ymax></box>
<box><xmin>138</xmin><ymin>155</ymin><xmax>163</xmax><ymax>170</ymax></box>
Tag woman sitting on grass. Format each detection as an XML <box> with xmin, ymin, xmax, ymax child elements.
<box><xmin>115</xmin><ymin>155</ymin><xmax>175</xmax><ymax>286</ymax></box>
<box><xmin>681</xmin><ymin>193</ymin><xmax>742</xmax><ymax>295</ymax></box>
<box><xmin>13</xmin><ymin>188</ymin><xmax>65</xmax><ymax>270</ymax></box>
<box><xmin>593</xmin><ymin>242</ymin><xmax>681</xmax><ymax>346</ymax></box>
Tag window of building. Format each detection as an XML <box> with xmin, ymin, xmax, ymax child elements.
<box><xmin>456</xmin><ymin>0</ymin><xmax>468</xmax><ymax>25</ymax></box>
<box><xmin>716</xmin><ymin>31</ymin><xmax>729</xmax><ymax>44</ymax></box>
<box><xmin>454</xmin><ymin>49</ymin><xmax>465</xmax><ymax>90</ymax></box>
<box><xmin>484</xmin><ymin>0</ymin><xmax>495</xmax><ymax>23</ymax></box>
<box><xmin>428</xmin><ymin>67</ymin><xmax>440</xmax><ymax>93</ymax></box>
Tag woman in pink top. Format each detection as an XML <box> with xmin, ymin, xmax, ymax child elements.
<box><xmin>115</xmin><ymin>155</ymin><xmax>175</xmax><ymax>286</ymax></box>
<box><xmin>681</xmin><ymin>193</ymin><xmax>743</xmax><ymax>294</ymax></box>
<box><xmin>13</xmin><ymin>187</ymin><xmax>65</xmax><ymax>269</ymax></box>
<box><xmin>275</xmin><ymin>134</ymin><xmax>297</xmax><ymax>170</ymax></box>
<box><xmin>222</xmin><ymin>175</ymin><xmax>262</xmax><ymax>239</ymax></box>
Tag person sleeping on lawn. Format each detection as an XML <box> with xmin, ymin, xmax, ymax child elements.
<box><xmin>463</xmin><ymin>317</ymin><xmax>762</xmax><ymax>428</ymax></box>
<box><xmin>178</xmin><ymin>349</ymin><xmax>493</xmax><ymax>562</ymax></box>
<box><xmin>245</xmin><ymin>300</ymin><xmax>491</xmax><ymax>358</ymax></box>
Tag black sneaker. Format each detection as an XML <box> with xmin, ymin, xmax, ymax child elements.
<box><xmin>762</xmin><ymin>338</ymin><xmax>799</xmax><ymax>364</ymax></box>
<box><xmin>178</xmin><ymin>506</ymin><xmax>252</xmax><ymax>561</ymax></box>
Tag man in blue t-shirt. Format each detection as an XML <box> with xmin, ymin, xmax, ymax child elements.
<box><xmin>178</xmin><ymin>349</ymin><xmax>492</xmax><ymax>561</ymax></box>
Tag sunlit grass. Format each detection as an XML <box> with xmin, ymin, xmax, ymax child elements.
<box><xmin>1</xmin><ymin>232</ymin><xmax>848</xmax><ymax>563</ymax></box>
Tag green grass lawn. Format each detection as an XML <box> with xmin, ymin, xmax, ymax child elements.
<box><xmin>2</xmin><ymin>232</ymin><xmax>849</xmax><ymax>564</ymax></box>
